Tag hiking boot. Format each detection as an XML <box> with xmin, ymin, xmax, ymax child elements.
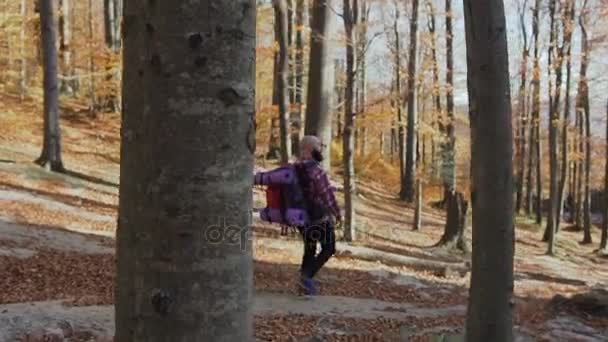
<box><xmin>298</xmin><ymin>276</ymin><xmax>317</xmax><ymax>296</ymax></box>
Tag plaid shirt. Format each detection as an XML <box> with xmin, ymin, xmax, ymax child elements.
<box><xmin>300</xmin><ymin>160</ymin><xmax>341</xmax><ymax>221</ymax></box>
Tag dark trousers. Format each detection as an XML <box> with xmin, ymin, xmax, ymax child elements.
<box><xmin>298</xmin><ymin>221</ymin><xmax>336</xmax><ymax>279</ymax></box>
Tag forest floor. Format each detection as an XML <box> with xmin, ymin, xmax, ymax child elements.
<box><xmin>1</xmin><ymin>93</ymin><xmax>608</xmax><ymax>341</ymax></box>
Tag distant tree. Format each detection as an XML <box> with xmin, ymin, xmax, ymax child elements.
<box><xmin>601</xmin><ymin>98</ymin><xmax>608</xmax><ymax>252</ymax></box>
<box><xmin>343</xmin><ymin>0</ymin><xmax>359</xmax><ymax>242</ymax></box>
<box><xmin>557</xmin><ymin>0</ymin><xmax>576</xmax><ymax>231</ymax></box>
<box><xmin>544</xmin><ymin>0</ymin><xmax>559</xmax><ymax>254</ymax></box>
<box><xmin>104</xmin><ymin>0</ymin><xmax>122</xmax><ymax>52</ymax></box>
<box><xmin>442</xmin><ymin>0</ymin><xmax>456</xmax><ymax>202</ymax></box>
<box><xmin>401</xmin><ymin>0</ymin><xmax>419</xmax><ymax>202</ymax></box>
<box><xmin>577</xmin><ymin>0</ymin><xmax>592</xmax><ymax>244</ymax></box>
<box><xmin>115</xmin><ymin>0</ymin><xmax>255</xmax><ymax>340</ymax></box>
<box><xmin>305</xmin><ymin>0</ymin><xmax>334</xmax><ymax>170</ymax></box>
<box><xmin>35</xmin><ymin>0</ymin><xmax>64</xmax><ymax>172</ymax></box>
<box><xmin>87</xmin><ymin>0</ymin><xmax>97</xmax><ymax>116</ymax></box>
<box><xmin>58</xmin><ymin>0</ymin><xmax>73</xmax><ymax>94</ymax></box>
<box><xmin>515</xmin><ymin>0</ymin><xmax>529</xmax><ymax>214</ymax></box>
<box><xmin>463</xmin><ymin>0</ymin><xmax>515</xmax><ymax>340</ymax></box>
<box><xmin>274</xmin><ymin>0</ymin><xmax>292</xmax><ymax>164</ymax></box>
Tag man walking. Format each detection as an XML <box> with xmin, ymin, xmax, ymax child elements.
<box><xmin>295</xmin><ymin>136</ymin><xmax>341</xmax><ymax>295</ymax></box>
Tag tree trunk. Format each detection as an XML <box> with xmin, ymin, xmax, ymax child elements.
<box><xmin>293</xmin><ymin>0</ymin><xmax>305</xmax><ymax>155</ymax></box>
<box><xmin>305</xmin><ymin>0</ymin><xmax>334</xmax><ymax>170</ymax></box>
<box><xmin>544</xmin><ymin>0</ymin><xmax>559</xmax><ymax>254</ymax></box>
<box><xmin>436</xmin><ymin>190</ymin><xmax>467</xmax><ymax>250</ymax></box>
<box><xmin>115</xmin><ymin>1</ymin><xmax>255</xmax><ymax>340</ymax></box>
<box><xmin>443</xmin><ymin>0</ymin><xmax>456</xmax><ymax>196</ymax></box>
<box><xmin>578</xmin><ymin>5</ymin><xmax>592</xmax><ymax>244</ymax></box>
<box><xmin>426</xmin><ymin>0</ymin><xmax>442</xmax><ymax>180</ymax></box>
<box><xmin>601</xmin><ymin>98</ymin><xmax>608</xmax><ymax>251</ymax></box>
<box><xmin>463</xmin><ymin>0</ymin><xmax>514</xmax><ymax>340</ymax></box>
<box><xmin>357</xmin><ymin>0</ymin><xmax>368</xmax><ymax>157</ymax></box>
<box><xmin>413</xmin><ymin>179</ymin><xmax>422</xmax><ymax>231</ymax></box>
<box><xmin>401</xmin><ymin>0</ymin><xmax>419</xmax><ymax>202</ymax></box>
<box><xmin>515</xmin><ymin>0</ymin><xmax>529</xmax><ymax>214</ymax></box>
<box><xmin>88</xmin><ymin>0</ymin><xmax>97</xmax><ymax>117</ymax></box>
<box><xmin>58</xmin><ymin>0</ymin><xmax>73</xmax><ymax>95</ymax></box>
<box><xmin>531</xmin><ymin>0</ymin><xmax>542</xmax><ymax>226</ymax></box>
<box><xmin>576</xmin><ymin>97</ymin><xmax>584</xmax><ymax>229</ymax></box>
<box><xmin>556</xmin><ymin>0</ymin><xmax>575</xmax><ymax>232</ymax></box>
<box><xmin>19</xmin><ymin>0</ymin><xmax>27</xmax><ymax>98</ymax></box>
<box><xmin>274</xmin><ymin>0</ymin><xmax>292</xmax><ymax>164</ymax></box>
<box><xmin>392</xmin><ymin>8</ymin><xmax>406</xmax><ymax>188</ymax></box>
<box><xmin>104</xmin><ymin>0</ymin><xmax>121</xmax><ymax>51</ymax></box>
<box><xmin>35</xmin><ymin>0</ymin><xmax>64</xmax><ymax>172</ymax></box>
<box><xmin>342</xmin><ymin>0</ymin><xmax>358</xmax><ymax>242</ymax></box>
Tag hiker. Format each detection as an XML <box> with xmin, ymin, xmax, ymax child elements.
<box><xmin>295</xmin><ymin>135</ymin><xmax>341</xmax><ymax>295</ymax></box>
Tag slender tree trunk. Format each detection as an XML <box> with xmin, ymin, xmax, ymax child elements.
<box><xmin>274</xmin><ymin>0</ymin><xmax>292</xmax><ymax>164</ymax></box>
<box><xmin>515</xmin><ymin>0</ymin><xmax>529</xmax><ymax>214</ymax></box>
<box><xmin>578</xmin><ymin>4</ymin><xmax>592</xmax><ymax>244</ymax></box>
<box><xmin>401</xmin><ymin>0</ymin><xmax>419</xmax><ymax>202</ymax></box>
<box><xmin>426</xmin><ymin>0</ymin><xmax>442</xmax><ymax>179</ymax></box>
<box><xmin>342</xmin><ymin>0</ymin><xmax>358</xmax><ymax>242</ymax></box>
<box><xmin>104</xmin><ymin>0</ymin><xmax>121</xmax><ymax>51</ymax></box>
<box><xmin>544</xmin><ymin>0</ymin><xmax>559</xmax><ymax>253</ymax></box>
<box><xmin>576</xmin><ymin>98</ymin><xmax>584</xmax><ymax>229</ymax></box>
<box><xmin>531</xmin><ymin>0</ymin><xmax>542</xmax><ymax>225</ymax></box>
<box><xmin>293</xmin><ymin>0</ymin><xmax>305</xmax><ymax>154</ymax></box>
<box><xmin>35</xmin><ymin>0</ymin><xmax>64</xmax><ymax>172</ymax></box>
<box><xmin>601</xmin><ymin>98</ymin><xmax>608</xmax><ymax>251</ymax></box>
<box><xmin>88</xmin><ymin>0</ymin><xmax>96</xmax><ymax>117</ymax></box>
<box><xmin>413</xmin><ymin>179</ymin><xmax>422</xmax><ymax>231</ymax></box>
<box><xmin>391</xmin><ymin>8</ymin><xmax>405</xmax><ymax>184</ymax></box>
<box><xmin>556</xmin><ymin>0</ymin><xmax>575</xmax><ymax>231</ymax></box>
<box><xmin>443</xmin><ymin>0</ymin><xmax>456</xmax><ymax>197</ymax></box>
<box><xmin>305</xmin><ymin>0</ymin><xmax>334</xmax><ymax>170</ymax></box>
<box><xmin>19</xmin><ymin>0</ymin><xmax>27</xmax><ymax>98</ymax></box>
<box><xmin>58</xmin><ymin>0</ymin><xmax>73</xmax><ymax>95</ymax></box>
<box><xmin>116</xmin><ymin>1</ymin><xmax>255</xmax><ymax>340</ymax></box>
<box><xmin>357</xmin><ymin>0</ymin><xmax>368</xmax><ymax>157</ymax></box>
<box><xmin>463</xmin><ymin>0</ymin><xmax>514</xmax><ymax>340</ymax></box>
<box><xmin>287</xmin><ymin>0</ymin><xmax>295</xmax><ymax>105</ymax></box>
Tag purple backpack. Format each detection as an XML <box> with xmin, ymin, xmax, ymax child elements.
<box><xmin>254</xmin><ymin>163</ymin><xmax>311</xmax><ymax>227</ymax></box>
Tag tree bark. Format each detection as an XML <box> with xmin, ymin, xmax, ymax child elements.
<box><xmin>342</xmin><ymin>0</ymin><xmax>358</xmax><ymax>242</ymax></box>
<box><xmin>88</xmin><ymin>0</ymin><xmax>97</xmax><ymax>117</ymax></box>
<box><xmin>436</xmin><ymin>190</ymin><xmax>468</xmax><ymax>251</ymax></box>
<box><xmin>601</xmin><ymin>98</ymin><xmax>608</xmax><ymax>251</ymax></box>
<box><xmin>577</xmin><ymin>4</ymin><xmax>592</xmax><ymax>244</ymax></box>
<box><xmin>35</xmin><ymin>0</ymin><xmax>64</xmax><ymax>172</ymax></box>
<box><xmin>463</xmin><ymin>0</ymin><xmax>515</xmax><ymax>340</ymax></box>
<box><xmin>556</xmin><ymin>0</ymin><xmax>575</xmax><ymax>232</ymax></box>
<box><xmin>293</xmin><ymin>0</ymin><xmax>305</xmax><ymax>154</ymax></box>
<box><xmin>576</xmin><ymin>95</ymin><xmax>584</xmax><ymax>229</ymax></box>
<box><xmin>391</xmin><ymin>6</ymin><xmax>406</xmax><ymax>188</ymax></box>
<box><xmin>115</xmin><ymin>1</ymin><xmax>255</xmax><ymax>340</ymax></box>
<box><xmin>357</xmin><ymin>0</ymin><xmax>368</xmax><ymax>157</ymax></box>
<box><xmin>104</xmin><ymin>0</ymin><xmax>122</xmax><ymax>51</ymax></box>
<box><xmin>401</xmin><ymin>0</ymin><xmax>419</xmax><ymax>202</ymax></box>
<box><xmin>58</xmin><ymin>0</ymin><xmax>73</xmax><ymax>95</ymax></box>
<box><xmin>426</xmin><ymin>0</ymin><xmax>442</xmax><ymax>180</ymax></box>
<box><xmin>19</xmin><ymin>0</ymin><xmax>27</xmax><ymax>98</ymax></box>
<box><xmin>274</xmin><ymin>0</ymin><xmax>292</xmax><ymax>164</ymax></box>
<box><xmin>305</xmin><ymin>0</ymin><xmax>334</xmax><ymax>170</ymax></box>
<box><xmin>413</xmin><ymin>179</ymin><xmax>422</xmax><ymax>231</ymax></box>
<box><xmin>515</xmin><ymin>0</ymin><xmax>529</xmax><ymax>214</ymax></box>
<box><xmin>544</xmin><ymin>0</ymin><xmax>559</xmax><ymax>254</ymax></box>
<box><xmin>531</xmin><ymin>0</ymin><xmax>542</xmax><ymax>225</ymax></box>
<box><xmin>443</xmin><ymin>0</ymin><xmax>456</xmax><ymax>195</ymax></box>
